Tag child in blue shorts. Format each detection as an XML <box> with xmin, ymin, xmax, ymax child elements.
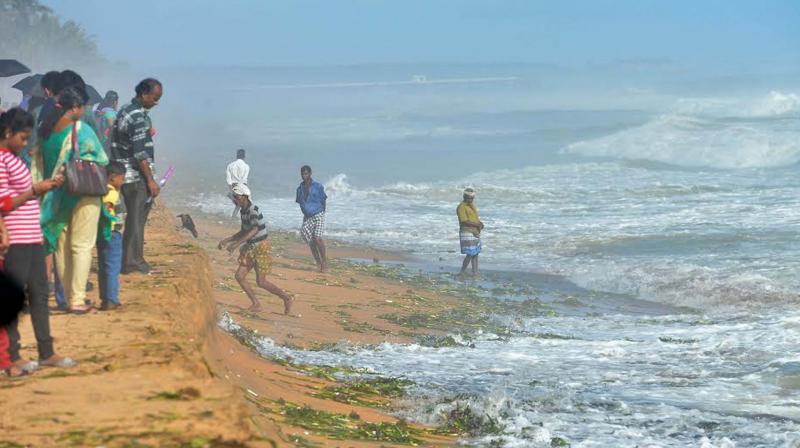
<box><xmin>97</xmin><ymin>161</ymin><xmax>125</xmax><ymax>310</ymax></box>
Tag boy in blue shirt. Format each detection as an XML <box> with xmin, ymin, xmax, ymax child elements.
<box><xmin>295</xmin><ymin>165</ymin><xmax>327</xmax><ymax>273</ymax></box>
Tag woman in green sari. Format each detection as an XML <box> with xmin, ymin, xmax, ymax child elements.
<box><xmin>36</xmin><ymin>87</ymin><xmax>108</xmax><ymax>313</ymax></box>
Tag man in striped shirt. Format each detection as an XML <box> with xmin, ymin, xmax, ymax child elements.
<box><xmin>111</xmin><ymin>78</ymin><xmax>163</xmax><ymax>274</ymax></box>
<box><xmin>0</xmin><ymin>108</ymin><xmax>73</xmax><ymax>375</ymax></box>
<box><xmin>217</xmin><ymin>184</ymin><xmax>294</xmax><ymax>315</ymax></box>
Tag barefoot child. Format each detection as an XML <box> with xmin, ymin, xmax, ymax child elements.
<box><xmin>97</xmin><ymin>161</ymin><xmax>126</xmax><ymax>310</ymax></box>
<box><xmin>217</xmin><ymin>184</ymin><xmax>294</xmax><ymax>314</ymax></box>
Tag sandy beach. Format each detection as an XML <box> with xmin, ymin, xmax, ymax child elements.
<box><xmin>0</xmin><ymin>205</ymin><xmax>466</xmax><ymax>447</ymax></box>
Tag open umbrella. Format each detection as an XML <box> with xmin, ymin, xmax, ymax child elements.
<box><xmin>0</xmin><ymin>60</ymin><xmax>31</xmax><ymax>78</ymax></box>
<box><xmin>85</xmin><ymin>84</ymin><xmax>103</xmax><ymax>104</ymax></box>
<box><xmin>12</xmin><ymin>74</ymin><xmax>44</xmax><ymax>97</ymax></box>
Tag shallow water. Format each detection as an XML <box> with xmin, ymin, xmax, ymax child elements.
<box><xmin>220</xmin><ymin>298</ymin><xmax>800</xmax><ymax>446</ymax></box>
<box><xmin>168</xmin><ymin>75</ymin><xmax>800</xmax><ymax>446</ymax></box>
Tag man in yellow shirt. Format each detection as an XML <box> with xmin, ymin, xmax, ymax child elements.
<box><xmin>456</xmin><ymin>188</ymin><xmax>484</xmax><ymax>275</ymax></box>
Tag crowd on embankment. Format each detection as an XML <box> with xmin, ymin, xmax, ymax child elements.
<box><xmin>0</xmin><ymin>69</ymin><xmax>163</xmax><ymax>378</ymax></box>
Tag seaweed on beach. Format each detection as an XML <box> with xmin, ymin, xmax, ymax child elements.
<box><xmin>341</xmin><ymin>319</ymin><xmax>391</xmax><ymax>335</ymax></box>
<box><xmin>432</xmin><ymin>402</ymin><xmax>504</xmax><ymax>437</ymax></box>
<box><xmin>0</xmin><ymin>442</ymin><xmax>26</xmax><ymax>448</ymax></box>
<box><xmin>280</xmin><ymin>402</ymin><xmax>425</xmax><ymax>445</ymax></box>
<box><xmin>147</xmin><ymin>387</ymin><xmax>201</xmax><ymax>401</ymax></box>
<box><xmin>417</xmin><ymin>334</ymin><xmax>474</xmax><ymax>348</ymax></box>
<box><xmin>532</xmin><ymin>332</ymin><xmax>578</xmax><ymax>340</ymax></box>
<box><xmin>302</xmin><ymin>364</ymin><xmax>372</xmax><ymax>381</ymax></box>
<box><xmin>550</xmin><ymin>436</ymin><xmax>571</xmax><ymax>447</ymax></box>
<box><xmin>379</xmin><ymin>305</ymin><xmax>491</xmax><ymax>332</ymax></box>
<box><xmin>312</xmin><ymin>376</ymin><xmax>414</xmax><ymax>407</ymax></box>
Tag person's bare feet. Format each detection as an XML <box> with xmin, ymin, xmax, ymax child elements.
<box><xmin>247</xmin><ymin>302</ymin><xmax>262</xmax><ymax>312</ymax></box>
<box><xmin>283</xmin><ymin>295</ymin><xmax>294</xmax><ymax>315</ymax></box>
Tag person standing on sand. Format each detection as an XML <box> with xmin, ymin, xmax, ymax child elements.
<box><xmin>295</xmin><ymin>165</ymin><xmax>328</xmax><ymax>273</ymax></box>
<box><xmin>0</xmin><ymin>108</ymin><xmax>75</xmax><ymax>376</ymax></box>
<box><xmin>94</xmin><ymin>90</ymin><xmax>119</xmax><ymax>151</ymax></box>
<box><xmin>226</xmin><ymin>148</ymin><xmax>249</xmax><ymax>217</ymax></box>
<box><xmin>218</xmin><ymin>184</ymin><xmax>294</xmax><ymax>314</ymax></box>
<box><xmin>112</xmin><ymin>78</ymin><xmax>163</xmax><ymax>275</ymax></box>
<box><xmin>457</xmin><ymin>188</ymin><xmax>483</xmax><ymax>276</ymax></box>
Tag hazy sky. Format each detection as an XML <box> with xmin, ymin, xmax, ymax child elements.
<box><xmin>44</xmin><ymin>0</ymin><xmax>800</xmax><ymax>73</ymax></box>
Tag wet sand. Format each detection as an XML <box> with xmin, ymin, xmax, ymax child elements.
<box><xmin>1</xmin><ymin>206</ymin><xmax>461</xmax><ymax>447</ymax></box>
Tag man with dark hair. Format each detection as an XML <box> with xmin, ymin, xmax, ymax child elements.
<box><xmin>31</xmin><ymin>71</ymin><xmax>60</xmax><ymax>123</ymax></box>
<box><xmin>53</xmin><ymin>70</ymin><xmax>86</xmax><ymax>96</ymax></box>
<box><xmin>52</xmin><ymin>70</ymin><xmax>98</xmax><ymax>131</ymax></box>
<box><xmin>226</xmin><ymin>148</ymin><xmax>249</xmax><ymax>217</ymax></box>
<box><xmin>112</xmin><ymin>78</ymin><xmax>163</xmax><ymax>274</ymax></box>
<box><xmin>296</xmin><ymin>165</ymin><xmax>328</xmax><ymax>272</ymax></box>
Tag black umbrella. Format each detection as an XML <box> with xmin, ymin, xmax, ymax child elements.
<box><xmin>12</xmin><ymin>74</ymin><xmax>43</xmax><ymax>97</ymax></box>
<box><xmin>85</xmin><ymin>84</ymin><xmax>103</xmax><ymax>104</ymax></box>
<box><xmin>0</xmin><ymin>59</ymin><xmax>31</xmax><ymax>78</ymax></box>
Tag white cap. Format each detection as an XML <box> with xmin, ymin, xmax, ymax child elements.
<box><xmin>232</xmin><ymin>184</ymin><xmax>251</xmax><ymax>197</ymax></box>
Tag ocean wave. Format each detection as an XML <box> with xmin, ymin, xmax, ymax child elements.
<box><xmin>673</xmin><ymin>91</ymin><xmax>800</xmax><ymax>118</ymax></box>
<box><xmin>565</xmin><ymin>260</ymin><xmax>799</xmax><ymax>311</ymax></box>
<box><xmin>564</xmin><ymin>92</ymin><xmax>800</xmax><ymax>169</ymax></box>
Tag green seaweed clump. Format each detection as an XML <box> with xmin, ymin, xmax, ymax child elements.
<box><xmin>281</xmin><ymin>402</ymin><xmax>424</xmax><ymax>445</ymax></box>
<box><xmin>433</xmin><ymin>402</ymin><xmax>504</xmax><ymax>437</ymax></box>
<box><xmin>312</xmin><ymin>376</ymin><xmax>413</xmax><ymax>407</ymax></box>
<box><xmin>417</xmin><ymin>334</ymin><xmax>473</xmax><ymax>348</ymax></box>
<box><xmin>340</xmin><ymin>319</ymin><xmax>391</xmax><ymax>335</ymax></box>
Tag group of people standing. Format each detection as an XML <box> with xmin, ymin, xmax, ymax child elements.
<box><xmin>218</xmin><ymin>147</ymin><xmax>483</xmax><ymax>315</ymax></box>
<box><xmin>220</xmin><ymin>152</ymin><xmax>328</xmax><ymax>314</ymax></box>
<box><xmin>0</xmin><ymin>69</ymin><xmax>164</xmax><ymax>377</ymax></box>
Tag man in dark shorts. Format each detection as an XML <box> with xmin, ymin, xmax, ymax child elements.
<box><xmin>218</xmin><ymin>184</ymin><xmax>294</xmax><ymax>314</ymax></box>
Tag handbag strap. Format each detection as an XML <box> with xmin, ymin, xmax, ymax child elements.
<box><xmin>71</xmin><ymin>123</ymin><xmax>80</xmax><ymax>160</ymax></box>
<box><xmin>50</xmin><ymin>121</ymin><xmax>82</xmax><ymax>179</ymax></box>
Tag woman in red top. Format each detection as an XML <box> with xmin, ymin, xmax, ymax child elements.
<box><xmin>0</xmin><ymin>108</ymin><xmax>73</xmax><ymax>376</ymax></box>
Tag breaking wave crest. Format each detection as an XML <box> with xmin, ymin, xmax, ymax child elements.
<box><xmin>565</xmin><ymin>92</ymin><xmax>800</xmax><ymax>169</ymax></box>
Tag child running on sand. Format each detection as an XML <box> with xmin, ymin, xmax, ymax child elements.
<box><xmin>217</xmin><ymin>184</ymin><xmax>294</xmax><ymax>314</ymax></box>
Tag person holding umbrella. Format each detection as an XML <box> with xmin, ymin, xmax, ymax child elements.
<box><xmin>0</xmin><ymin>59</ymin><xmax>31</xmax><ymax>78</ymax></box>
<box><xmin>30</xmin><ymin>70</ymin><xmax>59</xmax><ymax>125</ymax></box>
